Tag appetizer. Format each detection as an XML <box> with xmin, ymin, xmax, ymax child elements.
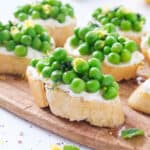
<box><xmin>92</xmin><ymin>6</ymin><xmax>146</xmax><ymax>44</ymax></box>
<box><xmin>141</xmin><ymin>33</ymin><xmax>150</xmax><ymax>65</ymax></box>
<box><xmin>26</xmin><ymin>48</ymin><xmax>124</xmax><ymax>127</ymax></box>
<box><xmin>0</xmin><ymin>21</ymin><xmax>54</xmax><ymax>75</ymax></box>
<box><xmin>145</xmin><ymin>0</ymin><xmax>150</xmax><ymax>4</ymax></box>
<box><xmin>14</xmin><ymin>0</ymin><xmax>76</xmax><ymax>46</ymax></box>
<box><xmin>65</xmin><ymin>24</ymin><xmax>144</xmax><ymax>81</ymax></box>
<box><xmin>128</xmin><ymin>78</ymin><xmax>150</xmax><ymax>114</ymax></box>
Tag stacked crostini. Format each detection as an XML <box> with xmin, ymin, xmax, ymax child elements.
<box><xmin>14</xmin><ymin>0</ymin><xmax>76</xmax><ymax>46</ymax></box>
<box><xmin>128</xmin><ymin>78</ymin><xmax>150</xmax><ymax>114</ymax></box>
<box><xmin>141</xmin><ymin>33</ymin><xmax>150</xmax><ymax>65</ymax></box>
<box><xmin>92</xmin><ymin>6</ymin><xmax>146</xmax><ymax>44</ymax></box>
<box><xmin>0</xmin><ymin>21</ymin><xmax>54</xmax><ymax>75</ymax></box>
<box><xmin>26</xmin><ymin>48</ymin><xmax>124</xmax><ymax>127</ymax></box>
<box><xmin>65</xmin><ymin>24</ymin><xmax>144</xmax><ymax>81</ymax></box>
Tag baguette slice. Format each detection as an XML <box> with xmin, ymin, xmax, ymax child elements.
<box><xmin>65</xmin><ymin>38</ymin><xmax>144</xmax><ymax>81</ymax></box>
<box><xmin>26</xmin><ymin>66</ymin><xmax>124</xmax><ymax>127</ymax></box>
<box><xmin>128</xmin><ymin>79</ymin><xmax>150</xmax><ymax>114</ymax></box>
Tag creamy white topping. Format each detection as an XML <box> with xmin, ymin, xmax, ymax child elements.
<box><xmin>104</xmin><ymin>51</ymin><xmax>144</xmax><ymax>67</ymax></box>
<box><xmin>27</xmin><ymin>66</ymin><xmax>118</xmax><ymax>103</ymax></box>
<box><xmin>141</xmin><ymin>78</ymin><xmax>150</xmax><ymax>94</ymax></box>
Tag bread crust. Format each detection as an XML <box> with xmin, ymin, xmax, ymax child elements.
<box><xmin>26</xmin><ymin>67</ymin><xmax>124</xmax><ymax>127</ymax></box>
<box><xmin>128</xmin><ymin>82</ymin><xmax>150</xmax><ymax>114</ymax></box>
<box><xmin>141</xmin><ymin>47</ymin><xmax>150</xmax><ymax>65</ymax></box>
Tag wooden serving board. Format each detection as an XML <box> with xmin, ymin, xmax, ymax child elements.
<box><xmin>0</xmin><ymin>70</ymin><xmax>150</xmax><ymax>150</ymax></box>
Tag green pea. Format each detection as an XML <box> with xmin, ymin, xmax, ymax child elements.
<box><xmin>31</xmin><ymin>11</ymin><xmax>40</xmax><ymax>19</ymax></box>
<box><xmin>22</xmin><ymin>4</ymin><xmax>31</xmax><ymax>13</ymax></box>
<box><xmin>102</xmin><ymin>75</ymin><xmax>114</xmax><ymax>86</ymax></box>
<box><xmin>101</xmin><ymin>17</ymin><xmax>109</xmax><ymax>25</ymax></box>
<box><xmin>88</xmin><ymin>58</ymin><xmax>101</xmax><ymax>68</ymax></box>
<box><xmin>70</xmin><ymin>35</ymin><xmax>79</xmax><ymax>47</ymax></box>
<box><xmin>50</xmin><ymin>6</ymin><xmax>59</xmax><ymax>17</ymax></box>
<box><xmin>94</xmin><ymin>40</ymin><xmax>105</xmax><ymax>50</ymax></box>
<box><xmin>120</xmin><ymin>49</ymin><xmax>131</xmax><ymax>62</ymax></box>
<box><xmin>85</xmin><ymin>31</ymin><xmax>98</xmax><ymax>45</ymax></box>
<box><xmin>0</xmin><ymin>30</ymin><xmax>11</xmax><ymax>41</ymax></box>
<box><xmin>6</xmin><ymin>40</ymin><xmax>16</xmax><ymax>51</ymax></box>
<box><xmin>36</xmin><ymin>61</ymin><xmax>45</xmax><ymax>72</ymax></box>
<box><xmin>78</xmin><ymin>27</ymin><xmax>90</xmax><ymax>40</ymax></box>
<box><xmin>111</xmin><ymin>17</ymin><xmax>120</xmax><ymax>25</ymax></box>
<box><xmin>89</xmin><ymin>67</ymin><xmax>103</xmax><ymax>81</ymax></box>
<box><xmin>105</xmin><ymin>35</ymin><xmax>117</xmax><ymax>46</ymax></box>
<box><xmin>92</xmin><ymin>8</ymin><xmax>102</xmax><ymax>18</ymax></box>
<box><xmin>120</xmin><ymin>20</ymin><xmax>132</xmax><ymax>31</ymax></box>
<box><xmin>108</xmin><ymin>52</ymin><xmax>120</xmax><ymax>64</ymax></box>
<box><xmin>42</xmin><ymin>66</ymin><xmax>53</xmax><ymax>78</ymax></box>
<box><xmin>70</xmin><ymin>78</ymin><xmax>85</xmax><ymax>93</ymax></box>
<box><xmin>32</xmin><ymin>37</ymin><xmax>42</xmax><ymax>50</ymax></box>
<box><xmin>73</xmin><ymin>58</ymin><xmax>89</xmax><ymax>73</ymax></box>
<box><xmin>34</xmin><ymin>24</ymin><xmax>44</xmax><ymax>34</ymax></box>
<box><xmin>62</xmin><ymin>70</ymin><xmax>76</xmax><ymax>84</ymax></box>
<box><xmin>124</xmin><ymin>40</ymin><xmax>137</xmax><ymax>52</ymax></box>
<box><xmin>21</xmin><ymin>35</ymin><xmax>32</xmax><ymax>46</ymax></box>
<box><xmin>126</xmin><ymin>13</ymin><xmax>138</xmax><ymax>22</ymax></box>
<box><xmin>18</xmin><ymin>13</ymin><xmax>28</xmax><ymax>21</ymax></box>
<box><xmin>118</xmin><ymin>36</ymin><xmax>126</xmax><ymax>43</ymax></box>
<box><xmin>112</xmin><ymin>81</ymin><xmax>119</xmax><ymax>90</ymax></box>
<box><xmin>51</xmin><ymin>70</ymin><xmax>63</xmax><ymax>82</ymax></box>
<box><xmin>147</xmin><ymin>36</ymin><xmax>150</xmax><ymax>46</ymax></box>
<box><xmin>14</xmin><ymin>45</ymin><xmax>27</xmax><ymax>57</ymax></box>
<box><xmin>103</xmin><ymin>86</ymin><xmax>118</xmax><ymax>99</ymax></box>
<box><xmin>78</xmin><ymin>43</ymin><xmax>90</xmax><ymax>55</ymax></box>
<box><xmin>47</xmin><ymin>0</ymin><xmax>62</xmax><ymax>7</ymax></box>
<box><xmin>40</xmin><ymin>32</ymin><xmax>50</xmax><ymax>41</ymax></box>
<box><xmin>49</xmin><ymin>55</ymin><xmax>55</xmax><ymax>65</ymax></box>
<box><xmin>32</xmin><ymin>4</ymin><xmax>42</xmax><ymax>11</ymax></box>
<box><xmin>74</xmin><ymin>27</ymin><xmax>80</xmax><ymax>38</ymax></box>
<box><xmin>111</xmin><ymin>42</ymin><xmax>123</xmax><ymax>53</ymax></box>
<box><xmin>25</xmin><ymin>27</ymin><xmax>36</xmax><ymax>38</ymax></box>
<box><xmin>86</xmin><ymin>79</ymin><xmax>100</xmax><ymax>93</ymax></box>
<box><xmin>30</xmin><ymin>58</ymin><xmax>39</xmax><ymax>67</ymax></box>
<box><xmin>41</xmin><ymin>41</ymin><xmax>51</xmax><ymax>53</ymax></box>
<box><xmin>92</xmin><ymin>51</ymin><xmax>104</xmax><ymax>62</ymax></box>
<box><xmin>103</xmin><ymin>23</ymin><xmax>116</xmax><ymax>33</ymax></box>
<box><xmin>12</xmin><ymin>32</ymin><xmax>22</xmax><ymax>42</ymax></box>
<box><xmin>103</xmin><ymin>46</ymin><xmax>111</xmax><ymax>54</ymax></box>
<box><xmin>115</xmin><ymin>7</ymin><xmax>125</xmax><ymax>18</ymax></box>
<box><xmin>57</xmin><ymin>14</ymin><xmax>65</xmax><ymax>23</ymax></box>
<box><xmin>53</xmin><ymin>48</ymin><xmax>67</xmax><ymax>61</ymax></box>
<box><xmin>133</xmin><ymin>22</ymin><xmax>143</xmax><ymax>32</ymax></box>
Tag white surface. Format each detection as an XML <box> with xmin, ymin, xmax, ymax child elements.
<box><xmin>0</xmin><ymin>0</ymin><xmax>150</xmax><ymax>150</ymax></box>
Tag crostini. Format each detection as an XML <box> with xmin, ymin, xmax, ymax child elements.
<box><xmin>0</xmin><ymin>21</ymin><xmax>54</xmax><ymax>75</ymax></box>
<box><xmin>92</xmin><ymin>6</ymin><xmax>146</xmax><ymax>44</ymax></box>
<box><xmin>14</xmin><ymin>0</ymin><xmax>76</xmax><ymax>46</ymax></box>
<box><xmin>141</xmin><ymin>33</ymin><xmax>150</xmax><ymax>65</ymax></box>
<box><xmin>26</xmin><ymin>48</ymin><xmax>124</xmax><ymax>127</ymax></box>
<box><xmin>65</xmin><ymin>25</ymin><xmax>144</xmax><ymax>81</ymax></box>
<box><xmin>128</xmin><ymin>78</ymin><xmax>150</xmax><ymax>114</ymax></box>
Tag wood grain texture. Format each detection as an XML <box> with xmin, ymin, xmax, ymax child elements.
<box><xmin>0</xmin><ymin>75</ymin><xmax>150</xmax><ymax>150</ymax></box>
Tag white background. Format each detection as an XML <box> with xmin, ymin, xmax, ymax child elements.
<box><xmin>0</xmin><ymin>0</ymin><xmax>150</xmax><ymax>150</ymax></box>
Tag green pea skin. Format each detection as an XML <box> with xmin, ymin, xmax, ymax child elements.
<box><xmin>40</xmin><ymin>32</ymin><xmax>50</xmax><ymax>41</ymax></box>
<box><xmin>31</xmin><ymin>11</ymin><xmax>40</xmax><ymax>19</ymax></box>
<box><xmin>133</xmin><ymin>22</ymin><xmax>142</xmax><ymax>32</ymax></box>
<box><xmin>53</xmin><ymin>48</ymin><xmax>67</xmax><ymax>61</ymax></box>
<box><xmin>111</xmin><ymin>42</ymin><xmax>123</xmax><ymax>53</ymax></box>
<box><xmin>103</xmin><ymin>23</ymin><xmax>116</xmax><ymax>33</ymax></box>
<box><xmin>78</xmin><ymin>27</ymin><xmax>90</xmax><ymax>40</ymax></box>
<box><xmin>0</xmin><ymin>30</ymin><xmax>11</xmax><ymax>41</ymax></box>
<box><xmin>21</xmin><ymin>35</ymin><xmax>32</xmax><ymax>46</ymax></box>
<box><xmin>105</xmin><ymin>35</ymin><xmax>117</xmax><ymax>46</ymax></box>
<box><xmin>51</xmin><ymin>70</ymin><xmax>63</xmax><ymax>82</ymax></box>
<box><xmin>6</xmin><ymin>40</ymin><xmax>16</xmax><ymax>51</ymax></box>
<box><xmin>94</xmin><ymin>40</ymin><xmax>105</xmax><ymax>50</ymax></box>
<box><xmin>86</xmin><ymin>80</ymin><xmax>100</xmax><ymax>93</ymax></box>
<box><xmin>92</xmin><ymin>51</ymin><xmax>104</xmax><ymax>62</ymax></box>
<box><xmin>124</xmin><ymin>40</ymin><xmax>137</xmax><ymax>52</ymax></box>
<box><xmin>62</xmin><ymin>70</ymin><xmax>76</xmax><ymax>84</ymax></box>
<box><xmin>63</xmin><ymin>145</ymin><xmax>79</xmax><ymax>150</ymax></box>
<box><xmin>111</xmin><ymin>17</ymin><xmax>120</xmax><ymax>25</ymax></box>
<box><xmin>85</xmin><ymin>31</ymin><xmax>98</xmax><ymax>45</ymax></box>
<box><xmin>18</xmin><ymin>13</ymin><xmax>28</xmax><ymax>21</ymax></box>
<box><xmin>36</xmin><ymin>61</ymin><xmax>46</xmax><ymax>72</ymax></box>
<box><xmin>70</xmin><ymin>35</ymin><xmax>79</xmax><ymax>47</ymax></box>
<box><xmin>25</xmin><ymin>27</ymin><xmax>36</xmax><ymax>38</ymax></box>
<box><xmin>121</xmin><ymin>49</ymin><xmax>131</xmax><ymax>63</ymax></box>
<box><xmin>12</xmin><ymin>32</ymin><xmax>22</xmax><ymax>42</ymax></box>
<box><xmin>30</xmin><ymin>58</ymin><xmax>39</xmax><ymax>67</ymax></box>
<box><xmin>92</xmin><ymin>8</ymin><xmax>102</xmax><ymax>18</ymax></box>
<box><xmin>118</xmin><ymin>36</ymin><xmax>126</xmax><ymax>43</ymax></box>
<box><xmin>70</xmin><ymin>78</ymin><xmax>86</xmax><ymax>93</ymax></box>
<box><xmin>42</xmin><ymin>66</ymin><xmax>53</xmax><ymax>78</ymax></box>
<box><xmin>57</xmin><ymin>14</ymin><xmax>65</xmax><ymax>23</ymax></box>
<box><xmin>41</xmin><ymin>41</ymin><xmax>51</xmax><ymax>53</ymax></box>
<box><xmin>102</xmin><ymin>75</ymin><xmax>114</xmax><ymax>86</ymax></box>
<box><xmin>49</xmin><ymin>55</ymin><xmax>55</xmax><ymax>65</ymax></box>
<box><xmin>51</xmin><ymin>61</ymin><xmax>60</xmax><ymax>70</ymax></box>
<box><xmin>32</xmin><ymin>37</ymin><xmax>42</xmax><ymax>50</ymax></box>
<box><xmin>108</xmin><ymin>52</ymin><xmax>121</xmax><ymax>64</ymax></box>
<box><xmin>103</xmin><ymin>46</ymin><xmax>111</xmax><ymax>54</ymax></box>
<box><xmin>103</xmin><ymin>86</ymin><xmax>118</xmax><ymax>100</ymax></box>
<box><xmin>88</xmin><ymin>58</ymin><xmax>101</xmax><ymax>68</ymax></box>
<box><xmin>89</xmin><ymin>67</ymin><xmax>103</xmax><ymax>81</ymax></box>
<box><xmin>120</xmin><ymin>20</ymin><xmax>132</xmax><ymax>31</ymax></box>
<box><xmin>14</xmin><ymin>45</ymin><xmax>27</xmax><ymax>57</ymax></box>
<box><xmin>78</xmin><ymin>43</ymin><xmax>90</xmax><ymax>55</ymax></box>
<box><xmin>147</xmin><ymin>36</ymin><xmax>150</xmax><ymax>46</ymax></box>
<box><xmin>101</xmin><ymin>17</ymin><xmax>109</xmax><ymax>25</ymax></box>
<box><xmin>50</xmin><ymin>6</ymin><xmax>59</xmax><ymax>17</ymax></box>
<box><xmin>34</xmin><ymin>24</ymin><xmax>44</xmax><ymax>34</ymax></box>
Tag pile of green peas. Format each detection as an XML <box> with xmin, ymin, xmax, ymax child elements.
<box><xmin>70</xmin><ymin>24</ymin><xmax>138</xmax><ymax>65</ymax></box>
<box><xmin>92</xmin><ymin>6</ymin><xmax>146</xmax><ymax>32</ymax></box>
<box><xmin>14</xmin><ymin>0</ymin><xmax>74</xmax><ymax>23</ymax></box>
<box><xmin>31</xmin><ymin>48</ymin><xmax>119</xmax><ymax>100</ymax></box>
<box><xmin>0</xmin><ymin>21</ymin><xmax>52</xmax><ymax>57</ymax></box>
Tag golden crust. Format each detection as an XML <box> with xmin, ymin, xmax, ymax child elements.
<box><xmin>0</xmin><ymin>54</ymin><xmax>30</xmax><ymax>75</ymax></box>
<box><xmin>128</xmin><ymin>83</ymin><xmax>150</xmax><ymax>114</ymax></box>
<box><xmin>26</xmin><ymin>69</ymin><xmax>49</xmax><ymax>108</ymax></box>
<box><xmin>101</xmin><ymin>61</ymin><xmax>143</xmax><ymax>81</ymax></box>
<box><xmin>141</xmin><ymin>47</ymin><xmax>150</xmax><ymax>65</ymax></box>
<box><xmin>26</xmin><ymin>68</ymin><xmax>124</xmax><ymax>127</ymax></box>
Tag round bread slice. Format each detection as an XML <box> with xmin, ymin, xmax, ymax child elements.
<box><xmin>26</xmin><ymin>66</ymin><xmax>124</xmax><ymax>127</ymax></box>
<box><xmin>128</xmin><ymin>79</ymin><xmax>150</xmax><ymax>114</ymax></box>
<box><xmin>65</xmin><ymin>37</ymin><xmax>144</xmax><ymax>81</ymax></box>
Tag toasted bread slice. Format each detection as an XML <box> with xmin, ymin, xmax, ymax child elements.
<box><xmin>26</xmin><ymin>66</ymin><xmax>124</xmax><ymax>127</ymax></box>
<box><xmin>128</xmin><ymin>79</ymin><xmax>150</xmax><ymax>114</ymax></box>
